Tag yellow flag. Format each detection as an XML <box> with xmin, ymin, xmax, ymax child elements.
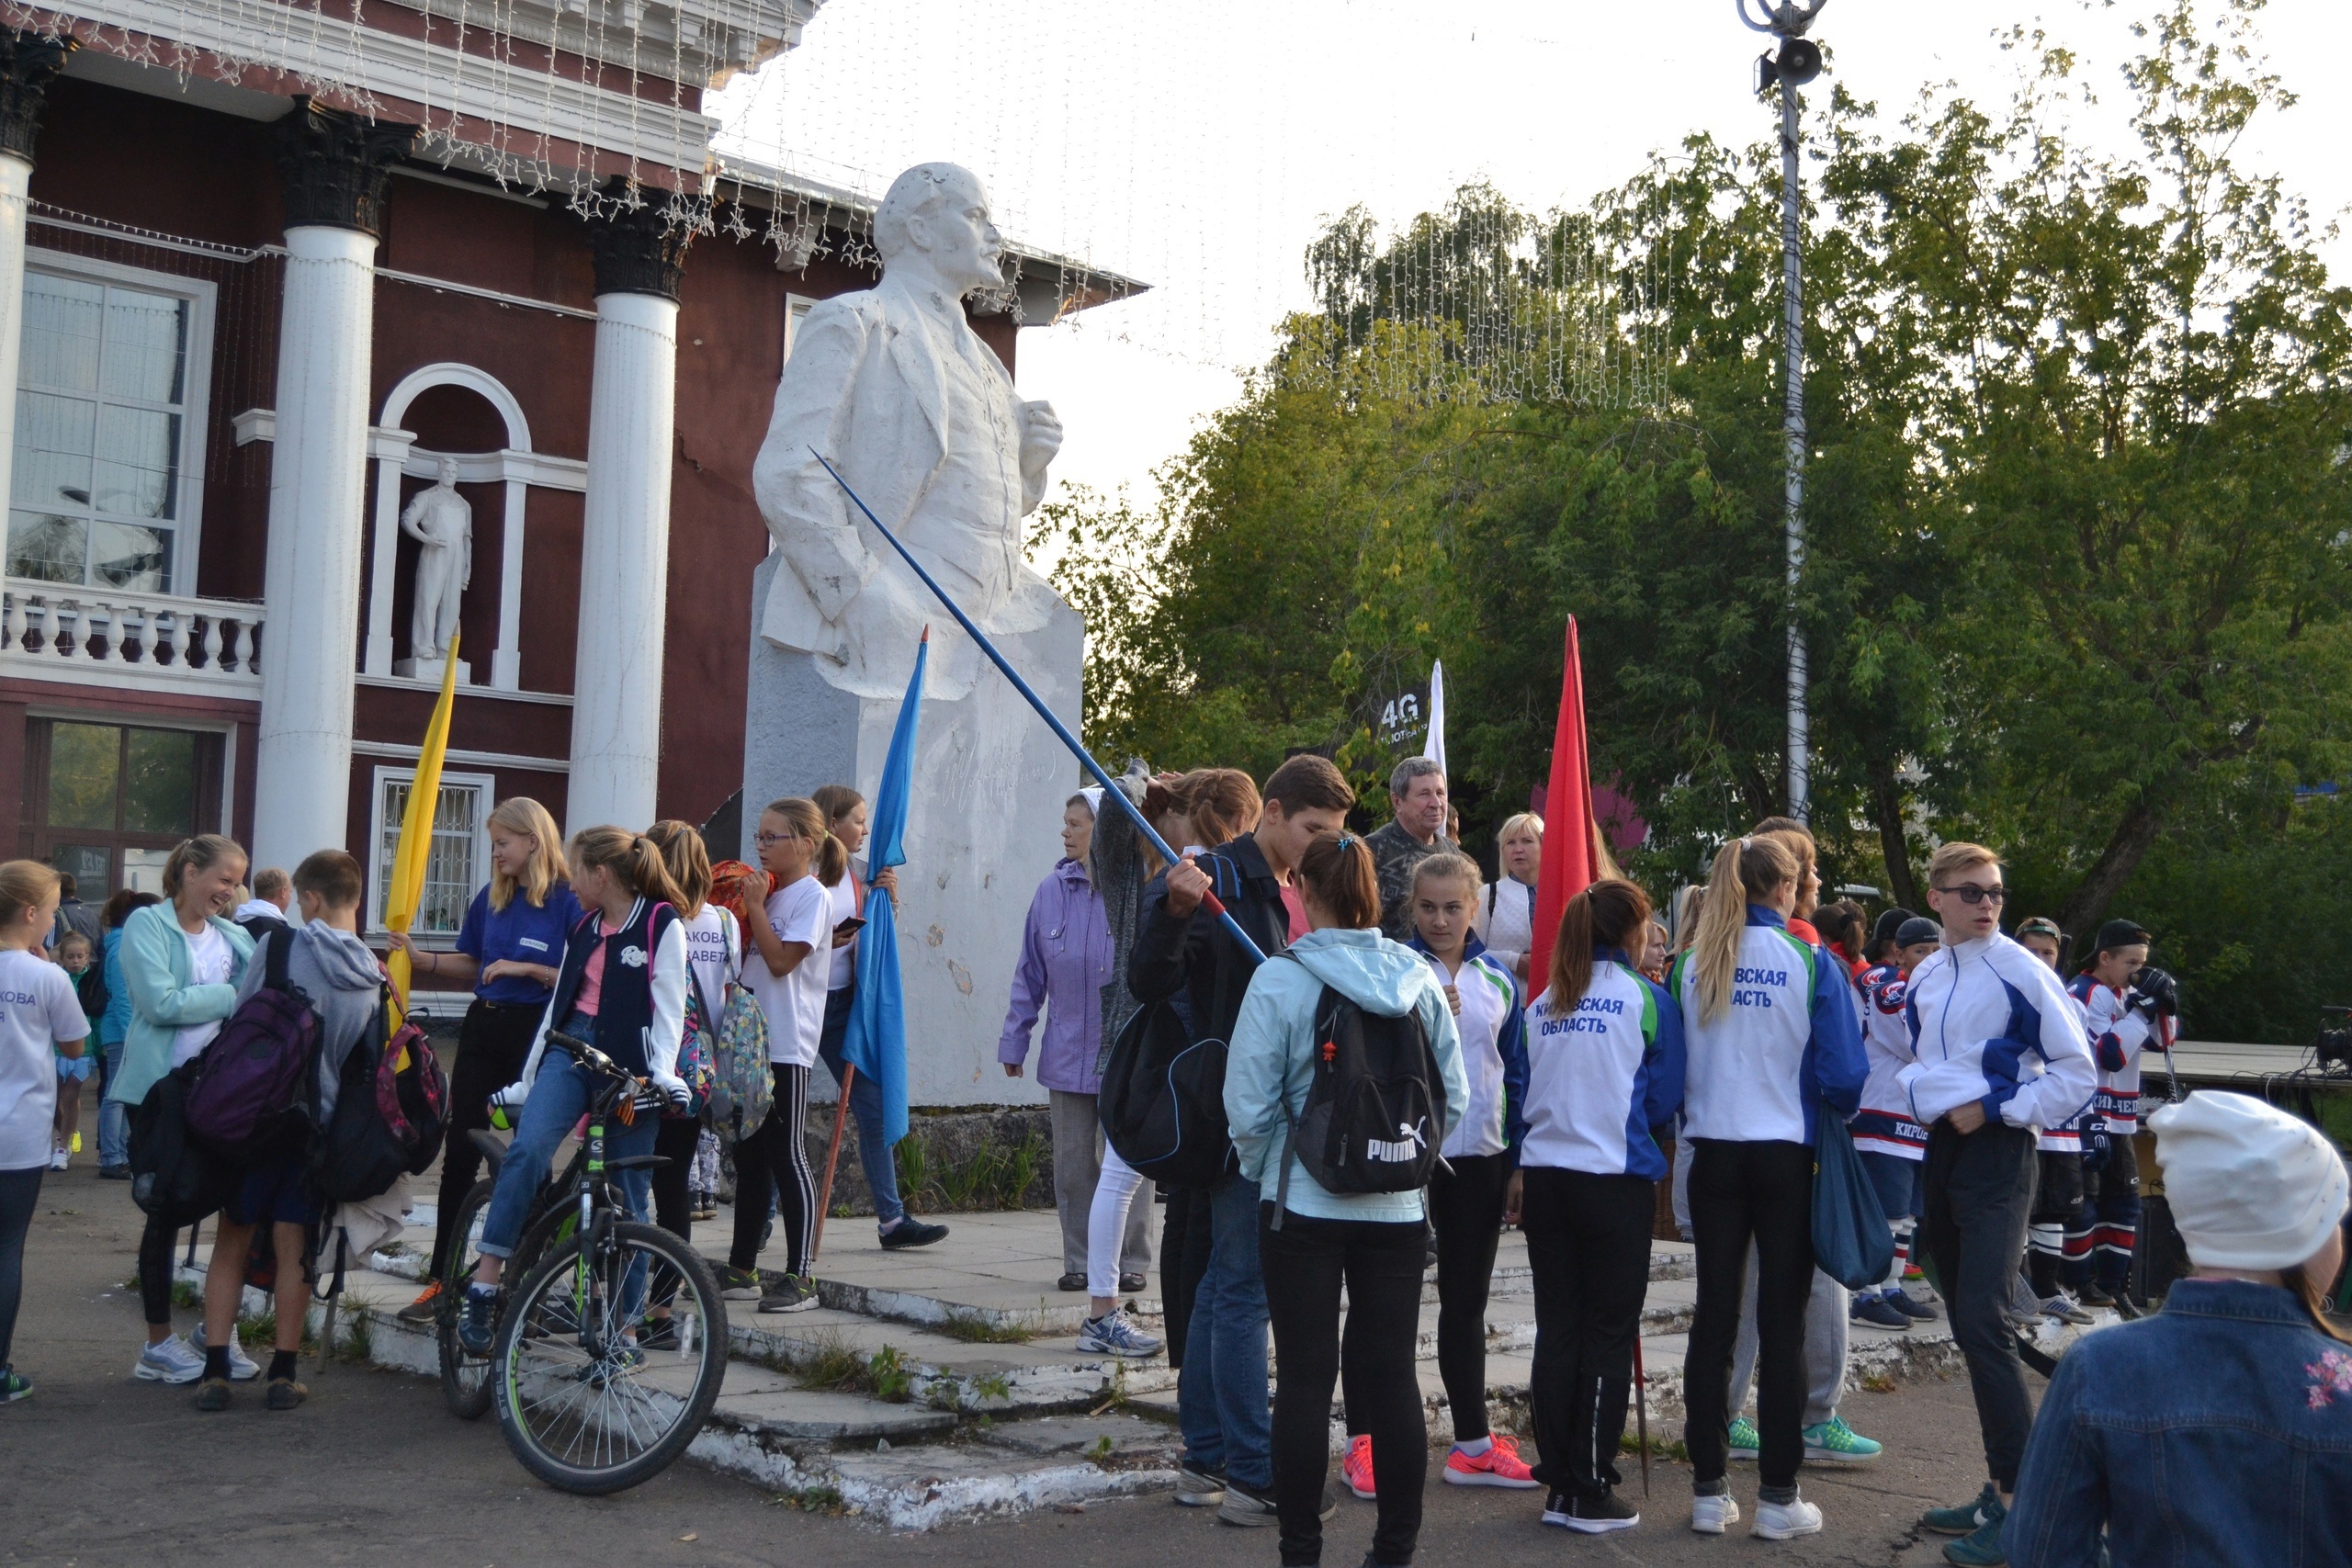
<box><xmin>384</xmin><ymin>630</ymin><xmax>461</xmax><ymax>1022</ymax></box>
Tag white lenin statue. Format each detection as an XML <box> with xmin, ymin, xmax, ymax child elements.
<box><xmin>745</xmin><ymin>163</ymin><xmax>1080</xmax><ymax>1111</ymax></box>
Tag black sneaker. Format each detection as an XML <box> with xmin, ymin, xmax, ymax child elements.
<box><xmin>758</xmin><ymin>1273</ymin><xmax>820</xmax><ymax>1314</ymax></box>
<box><xmin>1543</xmin><ymin>1487</ymin><xmax>1640</xmax><ymax>1534</ymax></box>
<box><xmin>2077</xmin><ymin>1282</ymin><xmax>2116</xmax><ymax>1308</ymax></box>
<box><xmin>1886</xmin><ymin>1287</ymin><xmax>1939</xmax><ymax>1321</ymax></box>
<box><xmin>718</xmin><ymin>1265</ymin><xmax>764</xmax><ymax>1301</ymax></box>
<box><xmin>881</xmin><ymin>1216</ymin><xmax>949</xmax><ymax>1250</ymax></box>
<box><xmin>1216</xmin><ymin>1477</ymin><xmax>1280</xmax><ymax>1528</ymax></box>
<box><xmin>1851</xmin><ymin>1294</ymin><xmax>1913</xmax><ymax>1330</ymax></box>
<box><xmin>457</xmin><ymin>1283</ymin><xmax>499</xmax><ymax>1356</ymax></box>
<box><xmin>1174</xmin><ymin>1461</ymin><xmax>1226</xmax><ymax>1507</ymax></box>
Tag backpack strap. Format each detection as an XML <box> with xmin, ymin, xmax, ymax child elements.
<box><xmin>263</xmin><ymin>922</ymin><xmax>295</xmax><ymax>991</ymax></box>
<box><xmin>1267</xmin><ymin>954</ymin><xmax>1311</xmax><ymax>1231</ymax></box>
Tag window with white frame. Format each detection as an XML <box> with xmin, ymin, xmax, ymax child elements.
<box><xmin>783</xmin><ymin>293</ymin><xmax>815</xmax><ymax>365</ymax></box>
<box><xmin>6</xmin><ymin>254</ymin><xmax>214</xmax><ymax>594</ymax></box>
<box><xmin>369</xmin><ymin>765</ymin><xmax>495</xmax><ymax>938</ymax></box>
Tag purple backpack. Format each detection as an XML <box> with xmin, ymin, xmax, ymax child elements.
<box><xmin>185</xmin><ymin>928</ymin><xmax>320</xmax><ymax>1163</ymax></box>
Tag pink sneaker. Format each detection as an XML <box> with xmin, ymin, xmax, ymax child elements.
<box><xmin>1443</xmin><ymin>1433</ymin><xmax>1540</xmax><ymax>1489</ymax></box>
<box><xmin>1342</xmin><ymin>1433</ymin><xmax>1377</xmax><ymax>1500</ymax></box>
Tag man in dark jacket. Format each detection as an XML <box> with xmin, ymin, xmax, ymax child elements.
<box><xmin>1367</xmin><ymin>756</ymin><xmax>1457</xmax><ymax>941</ymax></box>
<box><xmin>1126</xmin><ymin>754</ymin><xmax>1352</xmax><ymax>1525</ymax></box>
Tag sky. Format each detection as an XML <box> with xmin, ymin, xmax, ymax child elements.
<box><xmin>710</xmin><ymin>0</ymin><xmax>2352</xmax><ymax>509</ymax></box>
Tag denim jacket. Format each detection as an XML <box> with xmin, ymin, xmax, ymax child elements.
<box><xmin>2007</xmin><ymin>1278</ymin><xmax>2352</xmax><ymax>1566</ymax></box>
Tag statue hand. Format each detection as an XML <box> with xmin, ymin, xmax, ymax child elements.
<box><xmin>1018</xmin><ymin>400</ymin><xmax>1062</xmax><ymax>473</ymax></box>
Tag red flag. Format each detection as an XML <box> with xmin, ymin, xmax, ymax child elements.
<box><xmin>1529</xmin><ymin>617</ymin><xmax>1598</xmax><ymax>1000</ymax></box>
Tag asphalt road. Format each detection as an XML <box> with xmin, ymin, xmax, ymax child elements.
<box><xmin>5</xmin><ymin>1152</ymin><xmax>2006</xmax><ymax>1568</ymax></box>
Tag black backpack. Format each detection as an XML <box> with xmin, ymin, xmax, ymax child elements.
<box><xmin>1098</xmin><ymin>998</ymin><xmax>1239</xmax><ymax>1190</ymax></box>
<box><xmin>1274</xmin><ymin>964</ymin><xmax>1449</xmax><ymax>1220</ymax></box>
<box><xmin>129</xmin><ymin>1058</ymin><xmax>238</xmax><ymax>1225</ymax></box>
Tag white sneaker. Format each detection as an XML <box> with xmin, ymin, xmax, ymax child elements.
<box><xmin>49</xmin><ymin>1146</ymin><xmax>67</xmax><ymax>1171</ymax></box>
<box><xmin>1690</xmin><ymin>1493</ymin><xmax>1741</xmax><ymax>1534</ymax></box>
<box><xmin>1075</xmin><ymin>1307</ymin><xmax>1163</xmax><ymax>1358</ymax></box>
<box><xmin>133</xmin><ymin>1335</ymin><xmax>205</xmax><ymax>1384</ymax></box>
<box><xmin>1754</xmin><ymin>1496</ymin><xmax>1824</xmax><ymax>1540</ymax></box>
<box><xmin>191</xmin><ymin>1320</ymin><xmax>260</xmax><ymax>1381</ymax></box>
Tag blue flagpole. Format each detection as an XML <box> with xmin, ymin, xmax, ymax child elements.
<box><xmin>811</xmin><ymin>448</ymin><xmax>1266</xmax><ymax>965</ymax></box>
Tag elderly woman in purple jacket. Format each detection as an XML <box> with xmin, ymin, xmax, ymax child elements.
<box><xmin>998</xmin><ymin>791</ymin><xmax>1136</xmax><ymax>1292</ymax></box>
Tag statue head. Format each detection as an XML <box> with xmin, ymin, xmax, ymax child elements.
<box><xmin>873</xmin><ymin>164</ymin><xmax>1004</xmax><ymax>298</ymax></box>
<box><xmin>435</xmin><ymin>455</ymin><xmax>458</xmax><ymax>486</ymax></box>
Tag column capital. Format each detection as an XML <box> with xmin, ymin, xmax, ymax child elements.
<box><xmin>583</xmin><ymin>179</ymin><xmax>693</xmax><ymax>302</ymax></box>
<box><xmin>273</xmin><ymin>96</ymin><xmax>418</xmax><ymax>239</ymax></box>
<box><xmin>0</xmin><ymin>30</ymin><xmax>76</xmax><ymax>165</ymax></box>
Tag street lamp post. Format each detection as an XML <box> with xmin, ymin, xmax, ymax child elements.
<box><xmin>1739</xmin><ymin>0</ymin><xmax>1826</xmax><ymax>822</ymax></box>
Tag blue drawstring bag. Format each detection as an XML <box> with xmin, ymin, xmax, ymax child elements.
<box><xmin>1812</xmin><ymin>1102</ymin><xmax>1894</xmax><ymax>1290</ymax></box>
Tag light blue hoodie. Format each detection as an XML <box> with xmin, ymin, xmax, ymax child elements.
<box><xmin>1224</xmin><ymin>926</ymin><xmax>1466</xmax><ymax>1224</ymax></box>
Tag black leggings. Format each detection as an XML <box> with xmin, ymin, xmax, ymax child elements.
<box><xmin>650</xmin><ymin>1116</ymin><xmax>702</xmax><ymax>1243</ymax></box>
<box><xmin>1261</xmin><ymin>1205</ymin><xmax>1428</xmax><ymax>1568</ymax></box>
<box><xmin>729</xmin><ymin>1064</ymin><xmax>813</xmax><ymax>1277</ymax></box>
<box><xmin>1684</xmin><ymin>1139</ymin><xmax>1815</xmax><ymax>1491</ymax></box>
<box><xmin>432</xmin><ymin>998</ymin><xmax>544</xmax><ymax>1279</ymax></box>
<box><xmin>139</xmin><ymin>1210</ymin><xmax>179</xmax><ymax>1328</ymax></box>
<box><xmin>1428</xmin><ymin>1152</ymin><xmax>1510</xmax><ymax>1442</ymax></box>
<box><xmin>0</xmin><ymin>1166</ymin><xmax>40</xmax><ymax>1369</ymax></box>
<box><xmin>1522</xmin><ymin>1167</ymin><xmax>1657</xmax><ymax>1498</ymax></box>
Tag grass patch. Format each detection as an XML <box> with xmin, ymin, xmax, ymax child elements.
<box><xmin>170</xmin><ymin>1280</ymin><xmax>201</xmax><ymax>1310</ymax></box>
<box><xmin>1860</xmin><ymin>1370</ymin><xmax>1898</xmax><ymax>1393</ymax></box>
<box><xmin>340</xmin><ymin>1310</ymin><xmax>374</xmax><ymax>1364</ymax></box>
<box><xmin>774</xmin><ymin>1484</ymin><xmax>844</xmax><ymax>1513</ymax></box>
<box><xmin>1621</xmin><ymin>1431</ymin><xmax>1689</xmax><ymax>1461</ymax></box>
<box><xmin>935</xmin><ymin>1310</ymin><xmax>1034</xmax><ymax>1345</ymax></box>
<box><xmin>970</xmin><ymin>1371</ymin><xmax>1012</xmax><ymax>1404</ymax></box>
<box><xmin>893</xmin><ymin>1129</ymin><xmax>1046</xmax><ymax>1213</ymax></box>
<box><xmin>788</xmin><ymin>1331</ymin><xmax>913</xmax><ymax>1402</ymax></box>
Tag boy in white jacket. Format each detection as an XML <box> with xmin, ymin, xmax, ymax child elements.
<box><xmin>1904</xmin><ymin>844</ymin><xmax>2096</xmax><ymax>1565</ymax></box>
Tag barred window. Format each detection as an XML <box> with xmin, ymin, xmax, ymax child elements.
<box><xmin>369</xmin><ymin>767</ymin><xmax>495</xmax><ymax>937</ymax></box>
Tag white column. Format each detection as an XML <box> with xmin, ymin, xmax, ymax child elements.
<box><xmin>252</xmin><ymin>223</ymin><xmax>378</xmax><ymax>870</ymax></box>
<box><xmin>363</xmin><ymin>427</ymin><xmax>415</xmax><ymax>676</ymax></box>
<box><xmin>492</xmin><ymin>472</ymin><xmax>527</xmax><ymax>690</ymax></box>
<box><xmin>566</xmin><ymin>289</ymin><xmax>677</xmax><ymax>832</ymax></box>
<box><xmin>0</xmin><ymin>152</ymin><xmax>28</xmax><ymax>527</ymax></box>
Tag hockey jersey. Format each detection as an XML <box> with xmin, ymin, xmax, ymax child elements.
<box><xmin>1852</xmin><ymin>962</ymin><xmax>1928</xmax><ymax>1160</ymax></box>
<box><xmin>2066</xmin><ymin>974</ymin><xmax>2165</xmax><ymax>1135</ymax></box>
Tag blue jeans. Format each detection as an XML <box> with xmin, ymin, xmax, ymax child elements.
<box><xmin>97</xmin><ymin>1038</ymin><xmax>130</xmax><ymax>1168</ymax></box>
<box><xmin>479</xmin><ymin>1053</ymin><xmax>658</xmax><ymax>1260</ymax></box>
<box><xmin>1177</xmin><ymin>1173</ymin><xmax>1272</xmax><ymax>1489</ymax></box>
<box><xmin>816</xmin><ymin>986</ymin><xmax>903</xmax><ymax>1227</ymax></box>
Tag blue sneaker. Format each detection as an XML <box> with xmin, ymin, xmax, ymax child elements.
<box><xmin>1803</xmin><ymin>1416</ymin><xmax>1883</xmax><ymax>1462</ymax></box>
<box><xmin>1924</xmin><ymin>1483</ymin><xmax>2002</xmax><ymax>1536</ymax></box>
<box><xmin>458</xmin><ymin>1282</ymin><xmax>499</xmax><ymax>1356</ymax></box>
<box><xmin>1726</xmin><ymin>1414</ymin><xmax>1759</xmax><ymax>1461</ymax></box>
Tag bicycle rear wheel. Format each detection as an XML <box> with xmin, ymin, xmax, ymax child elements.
<box><xmin>491</xmin><ymin>1220</ymin><xmax>729</xmax><ymax>1495</ymax></box>
<box><xmin>435</xmin><ymin>1179</ymin><xmax>496</xmax><ymax>1420</ymax></box>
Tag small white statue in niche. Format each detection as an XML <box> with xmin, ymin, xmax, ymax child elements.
<box><xmin>397</xmin><ymin>454</ymin><xmax>472</xmax><ymax>682</ymax></box>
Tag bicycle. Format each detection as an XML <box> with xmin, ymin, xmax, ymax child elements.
<box><xmin>431</xmin><ymin>1032</ymin><xmax>728</xmax><ymax>1495</ymax></box>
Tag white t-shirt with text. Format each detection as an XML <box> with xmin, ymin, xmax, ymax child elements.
<box><xmin>741</xmin><ymin>875</ymin><xmax>832</xmax><ymax>1067</ymax></box>
<box><xmin>678</xmin><ymin>904</ymin><xmax>740</xmax><ymax>1021</ymax></box>
<box><xmin>0</xmin><ymin>949</ymin><xmax>90</xmax><ymax>1170</ymax></box>
<box><xmin>170</xmin><ymin>921</ymin><xmax>234</xmax><ymax>1068</ymax></box>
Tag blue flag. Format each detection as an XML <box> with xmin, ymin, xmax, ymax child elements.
<box><xmin>842</xmin><ymin>633</ymin><xmax>924</xmax><ymax>1147</ymax></box>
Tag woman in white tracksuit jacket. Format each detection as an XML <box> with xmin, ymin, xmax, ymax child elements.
<box><xmin>1901</xmin><ymin>842</ymin><xmax>2096</xmax><ymax>1549</ymax></box>
<box><xmin>1673</xmin><ymin>835</ymin><xmax>1867</xmax><ymax>1540</ymax></box>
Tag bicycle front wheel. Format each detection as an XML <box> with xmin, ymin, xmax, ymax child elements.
<box><xmin>435</xmin><ymin>1179</ymin><xmax>497</xmax><ymax>1420</ymax></box>
<box><xmin>491</xmin><ymin>1220</ymin><xmax>729</xmax><ymax>1495</ymax></box>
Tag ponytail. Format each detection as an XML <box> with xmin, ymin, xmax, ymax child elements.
<box><xmin>1297</xmin><ymin>830</ymin><xmax>1380</xmax><ymax>930</ymax></box>
<box><xmin>570</xmin><ymin>825</ymin><xmax>687</xmax><ymax>911</ymax></box>
<box><xmin>1690</xmin><ymin>835</ymin><xmax>1800</xmax><ymax>1023</ymax></box>
<box><xmin>763</xmin><ymin>797</ymin><xmax>849</xmax><ymax>888</ymax></box>
<box><xmin>1548</xmin><ymin>878</ymin><xmax>1655</xmax><ymax>1015</ymax></box>
<box><xmin>644</xmin><ymin>819</ymin><xmax>712</xmax><ymax>920</ymax></box>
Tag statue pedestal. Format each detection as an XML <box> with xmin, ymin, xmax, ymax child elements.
<box><xmin>394</xmin><ymin>656</ymin><xmax>473</xmax><ymax>685</ymax></box>
<box><xmin>742</xmin><ymin>551</ymin><xmax>1081</xmax><ymax>1110</ymax></box>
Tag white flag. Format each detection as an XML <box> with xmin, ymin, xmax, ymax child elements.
<box><xmin>1422</xmin><ymin>660</ymin><xmax>1447</xmax><ymax>775</ymax></box>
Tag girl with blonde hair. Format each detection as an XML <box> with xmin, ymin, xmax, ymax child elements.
<box><xmin>400</xmin><ymin>797</ymin><xmax>584</xmax><ymax>1322</ymax></box>
<box><xmin>1670</xmin><ymin>835</ymin><xmax>1867</xmax><ymax>1540</ymax></box>
<box><xmin>0</xmin><ymin>860</ymin><xmax>89</xmax><ymax>1402</ymax></box>
<box><xmin>456</xmin><ymin>827</ymin><xmax>694</xmax><ymax>1355</ymax></box>
<box><xmin>115</xmin><ymin>832</ymin><xmax>253</xmax><ymax>1383</ymax></box>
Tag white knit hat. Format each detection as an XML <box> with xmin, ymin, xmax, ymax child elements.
<box><xmin>2149</xmin><ymin>1092</ymin><xmax>2350</xmax><ymax>1271</ymax></box>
